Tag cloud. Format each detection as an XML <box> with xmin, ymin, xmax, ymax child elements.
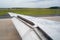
<box><xmin>0</xmin><ymin>0</ymin><xmax>60</xmax><ymax>8</ymax></box>
<box><xmin>36</xmin><ymin>0</ymin><xmax>60</xmax><ymax>8</ymax></box>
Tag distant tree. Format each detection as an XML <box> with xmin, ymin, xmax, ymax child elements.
<box><xmin>49</xmin><ymin>6</ymin><xmax>60</xmax><ymax>9</ymax></box>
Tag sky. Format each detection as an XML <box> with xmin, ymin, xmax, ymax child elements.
<box><xmin>0</xmin><ymin>0</ymin><xmax>60</xmax><ymax>8</ymax></box>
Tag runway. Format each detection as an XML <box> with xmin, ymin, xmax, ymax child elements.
<box><xmin>0</xmin><ymin>19</ymin><xmax>22</xmax><ymax>40</ymax></box>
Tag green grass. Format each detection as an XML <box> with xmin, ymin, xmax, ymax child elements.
<box><xmin>0</xmin><ymin>8</ymin><xmax>60</xmax><ymax>16</ymax></box>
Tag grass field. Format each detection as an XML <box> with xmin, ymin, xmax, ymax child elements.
<box><xmin>0</xmin><ymin>8</ymin><xmax>60</xmax><ymax>16</ymax></box>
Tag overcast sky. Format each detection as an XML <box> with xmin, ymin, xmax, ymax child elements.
<box><xmin>0</xmin><ymin>0</ymin><xmax>60</xmax><ymax>8</ymax></box>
